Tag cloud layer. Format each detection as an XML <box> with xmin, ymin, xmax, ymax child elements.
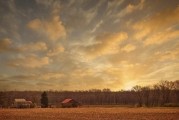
<box><xmin>0</xmin><ymin>0</ymin><xmax>179</xmax><ymax>91</ymax></box>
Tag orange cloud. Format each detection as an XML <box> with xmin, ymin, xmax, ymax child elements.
<box><xmin>133</xmin><ymin>7</ymin><xmax>179</xmax><ymax>43</ymax></box>
<box><xmin>27</xmin><ymin>16</ymin><xmax>66</xmax><ymax>41</ymax></box>
<box><xmin>144</xmin><ymin>29</ymin><xmax>179</xmax><ymax>45</ymax></box>
<box><xmin>19</xmin><ymin>41</ymin><xmax>47</xmax><ymax>52</ymax></box>
<box><xmin>154</xmin><ymin>48</ymin><xmax>179</xmax><ymax>61</ymax></box>
<box><xmin>100</xmin><ymin>61</ymin><xmax>144</xmax><ymax>90</ymax></box>
<box><xmin>81</xmin><ymin>32</ymin><xmax>128</xmax><ymax>59</ymax></box>
<box><xmin>8</xmin><ymin>54</ymin><xmax>50</xmax><ymax>68</ymax></box>
<box><xmin>122</xmin><ymin>44</ymin><xmax>136</xmax><ymax>52</ymax></box>
<box><xmin>47</xmin><ymin>44</ymin><xmax>64</xmax><ymax>56</ymax></box>
<box><xmin>0</xmin><ymin>38</ymin><xmax>13</xmax><ymax>52</ymax></box>
<box><xmin>38</xmin><ymin>72</ymin><xmax>65</xmax><ymax>80</ymax></box>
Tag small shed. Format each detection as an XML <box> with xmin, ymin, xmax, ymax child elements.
<box><xmin>14</xmin><ymin>99</ymin><xmax>34</xmax><ymax>108</ymax></box>
<box><xmin>61</xmin><ymin>98</ymin><xmax>80</xmax><ymax>108</ymax></box>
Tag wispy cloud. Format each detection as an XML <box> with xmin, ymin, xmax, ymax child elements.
<box><xmin>154</xmin><ymin>47</ymin><xmax>179</xmax><ymax>61</ymax></box>
<box><xmin>144</xmin><ymin>29</ymin><xmax>179</xmax><ymax>46</ymax></box>
<box><xmin>117</xmin><ymin>0</ymin><xmax>145</xmax><ymax>18</ymax></box>
<box><xmin>0</xmin><ymin>0</ymin><xmax>178</xmax><ymax>91</ymax></box>
<box><xmin>27</xmin><ymin>16</ymin><xmax>66</xmax><ymax>41</ymax></box>
<box><xmin>80</xmin><ymin>32</ymin><xmax>128</xmax><ymax>59</ymax></box>
<box><xmin>47</xmin><ymin>44</ymin><xmax>64</xmax><ymax>56</ymax></box>
<box><xmin>7</xmin><ymin>54</ymin><xmax>50</xmax><ymax>68</ymax></box>
<box><xmin>18</xmin><ymin>41</ymin><xmax>47</xmax><ymax>52</ymax></box>
<box><xmin>122</xmin><ymin>44</ymin><xmax>136</xmax><ymax>52</ymax></box>
<box><xmin>133</xmin><ymin>7</ymin><xmax>179</xmax><ymax>44</ymax></box>
<box><xmin>90</xmin><ymin>20</ymin><xmax>103</xmax><ymax>33</ymax></box>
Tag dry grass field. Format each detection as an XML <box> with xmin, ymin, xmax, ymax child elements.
<box><xmin>0</xmin><ymin>107</ymin><xmax>179</xmax><ymax>120</ymax></box>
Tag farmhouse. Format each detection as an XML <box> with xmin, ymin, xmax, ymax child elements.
<box><xmin>61</xmin><ymin>98</ymin><xmax>80</xmax><ymax>108</ymax></box>
<box><xmin>14</xmin><ymin>99</ymin><xmax>34</xmax><ymax>108</ymax></box>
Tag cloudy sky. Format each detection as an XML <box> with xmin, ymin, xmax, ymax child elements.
<box><xmin>0</xmin><ymin>0</ymin><xmax>179</xmax><ymax>91</ymax></box>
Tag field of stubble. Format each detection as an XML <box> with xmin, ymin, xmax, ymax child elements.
<box><xmin>0</xmin><ymin>107</ymin><xmax>179</xmax><ymax>120</ymax></box>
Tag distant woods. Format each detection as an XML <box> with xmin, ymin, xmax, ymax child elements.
<box><xmin>0</xmin><ymin>80</ymin><xmax>178</xmax><ymax>108</ymax></box>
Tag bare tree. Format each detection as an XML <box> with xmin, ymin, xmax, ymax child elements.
<box><xmin>151</xmin><ymin>84</ymin><xmax>160</xmax><ymax>106</ymax></box>
<box><xmin>141</xmin><ymin>86</ymin><xmax>150</xmax><ymax>107</ymax></box>
<box><xmin>133</xmin><ymin>85</ymin><xmax>142</xmax><ymax>107</ymax></box>
<box><xmin>159</xmin><ymin>81</ymin><xmax>174</xmax><ymax>105</ymax></box>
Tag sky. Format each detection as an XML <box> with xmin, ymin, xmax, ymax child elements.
<box><xmin>0</xmin><ymin>0</ymin><xmax>179</xmax><ymax>91</ymax></box>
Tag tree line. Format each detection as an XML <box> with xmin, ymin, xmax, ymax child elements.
<box><xmin>0</xmin><ymin>80</ymin><xmax>178</xmax><ymax>108</ymax></box>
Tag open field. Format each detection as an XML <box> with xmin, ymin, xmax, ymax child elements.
<box><xmin>0</xmin><ymin>108</ymin><xmax>179</xmax><ymax>120</ymax></box>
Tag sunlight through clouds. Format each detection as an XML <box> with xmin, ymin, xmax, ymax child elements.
<box><xmin>0</xmin><ymin>0</ymin><xmax>179</xmax><ymax>91</ymax></box>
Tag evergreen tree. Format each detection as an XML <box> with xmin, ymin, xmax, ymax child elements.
<box><xmin>41</xmin><ymin>91</ymin><xmax>48</xmax><ymax>108</ymax></box>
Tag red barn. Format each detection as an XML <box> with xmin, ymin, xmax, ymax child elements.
<box><xmin>61</xmin><ymin>98</ymin><xmax>80</xmax><ymax>108</ymax></box>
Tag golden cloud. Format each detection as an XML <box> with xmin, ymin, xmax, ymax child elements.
<box><xmin>47</xmin><ymin>44</ymin><xmax>64</xmax><ymax>56</ymax></box>
<box><xmin>133</xmin><ymin>7</ymin><xmax>179</xmax><ymax>43</ymax></box>
<box><xmin>154</xmin><ymin>48</ymin><xmax>179</xmax><ymax>61</ymax></box>
<box><xmin>126</xmin><ymin>0</ymin><xmax>144</xmax><ymax>13</ymax></box>
<box><xmin>70</xmin><ymin>68</ymin><xmax>95</xmax><ymax>78</ymax></box>
<box><xmin>116</xmin><ymin>0</ymin><xmax>145</xmax><ymax>18</ymax></box>
<box><xmin>122</xmin><ymin>44</ymin><xmax>136</xmax><ymax>52</ymax></box>
<box><xmin>38</xmin><ymin>72</ymin><xmax>65</xmax><ymax>80</ymax></box>
<box><xmin>101</xmin><ymin>64</ymin><xmax>134</xmax><ymax>90</ymax></box>
<box><xmin>144</xmin><ymin>29</ymin><xmax>179</xmax><ymax>45</ymax></box>
<box><xmin>0</xmin><ymin>38</ymin><xmax>48</xmax><ymax>54</ymax></box>
<box><xmin>19</xmin><ymin>41</ymin><xmax>47</xmax><ymax>52</ymax></box>
<box><xmin>27</xmin><ymin>16</ymin><xmax>66</xmax><ymax>41</ymax></box>
<box><xmin>8</xmin><ymin>54</ymin><xmax>50</xmax><ymax>68</ymax></box>
<box><xmin>0</xmin><ymin>38</ymin><xmax>13</xmax><ymax>52</ymax></box>
<box><xmin>8</xmin><ymin>74</ymin><xmax>36</xmax><ymax>81</ymax></box>
<box><xmin>82</xmin><ymin>32</ymin><xmax>128</xmax><ymax>59</ymax></box>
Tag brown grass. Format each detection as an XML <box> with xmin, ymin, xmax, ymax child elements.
<box><xmin>0</xmin><ymin>107</ymin><xmax>179</xmax><ymax>120</ymax></box>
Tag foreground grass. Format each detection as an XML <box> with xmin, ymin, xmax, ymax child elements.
<box><xmin>0</xmin><ymin>107</ymin><xmax>179</xmax><ymax>120</ymax></box>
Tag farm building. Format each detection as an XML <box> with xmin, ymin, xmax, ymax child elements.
<box><xmin>61</xmin><ymin>98</ymin><xmax>80</xmax><ymax>108</ymax></box>
<box><xmin>14</xmin><ymin>99</ymin><xmax>34</xmax><ymax>108</ymax></box>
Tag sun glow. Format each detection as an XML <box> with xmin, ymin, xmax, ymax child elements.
<box><xmin>0</xmin><ymin>0</ymin><xmax>178</xmax><ymax>91</ymax></box>
<box><xmin>123</xmin><ymin>81</ymin><xmax>137</xmax><ymax>90</ymax></box>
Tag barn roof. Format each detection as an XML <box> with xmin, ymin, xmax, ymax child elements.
<box><xmin>26</xmin><ymin>101</ymin><xmax>32</xmax><ymax>103</ymax></box>
<box><xmin>61</xmin><ymin>98</ymin><xmax>73</xmax><ymax>103</ymax></box>
<box><xmin>15</xmin><ymin>99</ymin><xmax>26</xmax><ymax>102</ymax></box>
